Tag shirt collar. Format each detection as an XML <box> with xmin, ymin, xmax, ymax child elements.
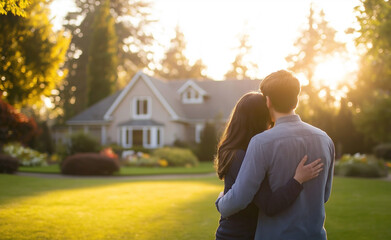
<box><xmin>274</xmin><ymin>114</ymin><xmax>301</xmax><ymax>126</ymax></box>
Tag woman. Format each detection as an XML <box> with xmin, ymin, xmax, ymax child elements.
<box><xmin>215</xmin><ymin>92</ymin><xmax>323</xmax><ymax>240</ymax></box>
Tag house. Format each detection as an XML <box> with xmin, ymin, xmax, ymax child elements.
<box><xmin>64</xmin><ymin>72</ymin><xmax>261</xmax><ymax>148</ymax></box>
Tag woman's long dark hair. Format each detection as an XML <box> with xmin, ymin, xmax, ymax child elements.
<box><xmin>214</xmin><ymin>92</ymin><xmax>270</xmax><ymax>180</ymax></box>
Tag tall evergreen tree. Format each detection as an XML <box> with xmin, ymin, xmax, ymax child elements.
<box><xmin>285</xmin><ymin>5</ymin><xmax>344</xmax><ymax>139</ymax></box>
<box><xmin>286</xmin><ymin>5</ymin><xmax>345</xmax><ymax>93</ymax></box>
<box><xmin>225</xmin><ymin>33</ymin><xmax>258</xmax><ymax>80</ymax></box>
<box><xmin>87</xmin><ymin>0</ymin><xmax>118</xmax><ymax>107</ymax></box>
<box><xmin>157</xmin><ymin>26</ymin><xmax>207</xmax><ymax>80</ymax></box>
<box><xmin>57</xmin><ymin>0</ymin><xmax>154</xmax><ymax>121</ymax></box>
<box><xmin>0</xmin><ymin>0</ymin><xmax>70</xmax><ymax>108</ymax></box>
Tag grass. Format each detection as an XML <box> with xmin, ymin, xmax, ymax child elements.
<box><xmin>18</xmin><ymin>162</ymin><xmax>215</xmax><ymax>176</ymax></box>
<box><xmin>0</xmin><ymin>175</ymin><xmax>390</xmax><ymax>239</ymax></box>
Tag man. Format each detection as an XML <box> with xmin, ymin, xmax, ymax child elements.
<box><xmin>216</xmin><ymin>70</ymin><xmax>335</xmax><ymax>240</ymax></box>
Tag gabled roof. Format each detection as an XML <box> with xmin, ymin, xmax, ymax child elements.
<box><xmin>67</xmin><ymin>90</ymin><xmax>122</xmax><ymax>124</ymax></box>
<box><xmin>177</xmin><ymin>80</ymin><xmax>207</xmax><ymax>96</ymax></box>
<box><xmin>67</xmin><ymin>71</ymin><xmax>261</xmax><ymax>124</ymax></box>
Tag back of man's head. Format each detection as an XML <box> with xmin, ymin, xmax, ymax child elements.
<box><xmin>260</xmin><ymin>70</ymin><xmax>301</xmax><ymax>113</ymax></box>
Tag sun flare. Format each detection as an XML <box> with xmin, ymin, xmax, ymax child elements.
<box><xmin>314</xmin><ymin>57</ymin><xmax>352</xmax><ymax>90</ymax></box>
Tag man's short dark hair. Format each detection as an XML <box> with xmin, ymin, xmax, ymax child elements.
<box><xmin>260</xmin><ymin>70</ymin><xmax>301</xmax><ymax>113</ymax></box>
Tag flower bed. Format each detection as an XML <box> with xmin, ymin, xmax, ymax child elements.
<box><xmin>335</xmin><ymin>153</ymin><xmax>388</xmax><ymax>178</ymax></box>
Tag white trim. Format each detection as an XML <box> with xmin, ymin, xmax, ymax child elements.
<box><xmin>101</xmin><ymin>126</ymin><xmax>107</xmax><ymax>145</ymax></box>
<box><xmin>118</xmin><ymin>126</ymin><xmax>164</xmax><ymax>149</ymax></box>
<box><xmin>140</xmin><ymin>74</ymin><xmax>179</xmax><ymax>120</ymax></box>
<box><xmin>104</xmin><ymin>71</ymin><xmax>142</xmax><ymax>120</ymax></box>
<box><xmin>182</xmin><ymin>87</ymin><xmax>204</xmax><ymax>104</ymax></box>
<box><xmin>132</xmin><ymin>96</ymin><xmax>152</xmax><ymax>119</ymax></box>
<box><xmin>104</xmin><ymin>71</ymin><xmax>179</xmax><ymax>120</ymax></box>
<box><xmin>195</xmin><ymin>123</ymin><xmax>204</xmax><ymax>143</ymax></box>
<box><xmin>177</xmin><ymin>80</ymin><xmax>207</xmax><ymax>95</ymax></box>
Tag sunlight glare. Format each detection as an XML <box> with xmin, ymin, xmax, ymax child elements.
<box><xmin>314</xmin><ymin>57</ymin><xmax>347</xmax><ymax>90</ymax></box>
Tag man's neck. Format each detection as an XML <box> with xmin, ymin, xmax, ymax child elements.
<box><xmin>272</xmin><ymin>110</ymin><xmax>295</xmax><ymax>122</ymax></box>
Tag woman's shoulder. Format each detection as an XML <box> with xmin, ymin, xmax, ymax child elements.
<box><xmin>234</xmin><ymin>149</ymin><xmax>246</xmax><ymax>161</ymax></box>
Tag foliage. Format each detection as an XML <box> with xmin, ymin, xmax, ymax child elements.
<box><xmin>198</xmin><ymin>121</ymin><xmax>218</xmax><ymax>162</ymax></box>
<box><xmin>0</xmin><ymin>99</ymin><xmax>39</xmax><ymax>147</ymax></box>
<box><xmin>374</xmin><ymin>143</ymin><xmax>391</xmax><ymax>161</ymax></box>
<box><xmin>334</xmin><ymin>153</ymin><xmax>388</xmax><ymax>178</ymax></box>
<box><xmin>225</xmin><ymin>32</ymin><xmax>258</xmax><ymax>80</ymax></box>
<box><xmin>58</xmin><ymin>0</ymin><xmax>154</xmax><ymax>121</ymax></box>
<box><xmin>3</xmin><ymin>142</ymin><xmax>46</xmax><ymax>166</ymax></box>
<box><xmin>0</xmin><ymin>0</ymin><xmax>70</xmax><ymax>107</ymax></box>
<box><xmin>153</xmin><ymin>147</ymin><xmax>198</xmax><ymax>167</ymax></box>
<box><xmin>286</xmin><ymin>5</ymin><xmax>345</xmax><ymax>88</ymax></box>
<box><xmin>100</xmin><ymin>147</ymin><xmax>119</xmax><ymax>160</ymax></box>
<box><xmin>157</xmin><ymin>26</ymin><xmax>207</xmax><ymax>80</ymax></box>
<box><xmin>68</xmin><ymin>131</ymin><xmax>101</xmax><ymax>155</ymax></box>
<box><xmin>123</xmin><ymin>152</ymin><xmax>167</xmax><ymax>168</ymax></box>
<box><xmin>61</xmin><ymin>153</ymin><xmax>119</xmax><ymax>175</ymax></box>
<box><xmin>349</xmin><ymin>0</ymin><xmax>391</xmax><ymax>143</ymax></box>
<box><xmin>0</xmin><ymin>0</ymin><xmax>30</xmax><ymax>17</ymax></box>
<box><xmin>87</xmin><ymin>0</ymin><xmax>118</xmax><ymax>107</ymax></box>
<box><xmin>353</xmin><ymin>94</ymin><xmax>391</xmax><ymax>142</ymax></box>
<box><xmin>0</xmin><ymin>154</ymin><xmax>19</xmax><ymax>173</ymax></box>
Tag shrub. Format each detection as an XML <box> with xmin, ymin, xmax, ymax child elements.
<box><xmin>0</xmin><ymin>154</ymin><xmax>19</xmax><ymax>174</ymax></box>
<box><xmin>334</xmin><ymin>153</ymin><xmax>388</xmax><ymax>178</ymax></box>
<box><xmin>374</xmin><ymin>143</ymin><xmax>391</xmax><ymax>161</ymax></box>
<box><xmin>3</xmin><ymin>142</ymin><xmax>47</xmax><ymax>166</ymax></box>
<box><xmin>153</xmin><ymin>147</ymin><xmax>198</xmax><ymax>167</ymax></box>
<box><xmin>61</xmin><ymin>153</ymin><xmax>119</xmax><ymax>175</ymax></box>
<box><xmin>69</xmin><ymin>132</ymin><xmax>101</xmax><ymax>155</ymax></box>
<box><xmin>0</xmin><ymin>99</ymin><xmax>39</xmax><ymax>147</ymax></box>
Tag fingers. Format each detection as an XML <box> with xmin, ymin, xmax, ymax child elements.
<box><xmin>299</xmin><ymin>155</ymin><xmax>308</xmax><ymax>166</ymax></box>
<box><xmin>307</xmin><ymin>158</ymin><xmax>322</xmax><ymax>167</ymax></box>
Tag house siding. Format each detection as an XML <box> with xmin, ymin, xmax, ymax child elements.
<box><xmin>107</xmin><ymin>76</ymin><xmax>184</xmax><ymax>146</ymax></box>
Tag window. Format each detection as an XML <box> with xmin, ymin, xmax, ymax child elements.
<box><xmin>133</xmin><ymin>97</ymin><xmax>151</xmax><ymax>119</ymax></box>
<box><xmin>182</xmin><ymin>87</ymin><xmax>203</xmax><ymax>104</ymax></box>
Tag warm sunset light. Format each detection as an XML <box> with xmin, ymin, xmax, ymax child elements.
<box><xmin>2</xmin><ymin>0</ymin><xmax>391</xmax><ymax>239</ymax></box>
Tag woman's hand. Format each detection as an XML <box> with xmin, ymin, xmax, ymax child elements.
<box><xmin>293</xmin><ymin>155</ymin><xmax>323</xmax><ymax>184</ymax></box>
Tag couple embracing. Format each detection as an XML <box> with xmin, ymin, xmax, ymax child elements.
<box><xmin>215</xmin><ymin>70</ymin><xmax>335</xmax><ymax>240</ymax></box>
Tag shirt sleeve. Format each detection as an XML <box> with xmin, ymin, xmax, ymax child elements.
<box><xmin>324</xmin><ymin>139</ymin><xmax>335</xmax><ymax>203</ymax></box>
<box><xmin>216</xmin><ymin>137</ymin><xmax>267</xmax><ymax>218</ymax></box>
<box><xmin>253</xmin><ymin>177</ymin><xmax>303</xmax><ymax>217</ymax></box>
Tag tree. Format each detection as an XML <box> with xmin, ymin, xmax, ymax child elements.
<box><xmin>58</xmin><ymin>0</ymin><xmax>155</xmax><ymax>121</ymax></box>
<box><xmin>348</xmin><ymin>0</ymin><xmax>391</xmax><ymax>143</ymax></box>
<box><xmin>198</xmin><ymin>121</ymin><xmax>218</xmax><ymax>162</ymax></box>
<box><xmin>286</xmin><ymin>5</ymin><xmax>345</xmax><ymax>93</ymax></box>
<box><xmin>285</xmin><ymin>5</ymin><xmax>345</xmax><ymax>141</ymax></box>
<box><xmin>0</xmin><ymin>0</ymin><xmax>70</xmax><ymax>108</ymax></box>
<box><xmin>87</xmin><ymin>0</ymin><xmax>118</xmax><ymax>107</ymax></box>
<box><xmin>225</xmin><ymin>33</ymin><xmax>258</xmax><ymax>80</ymax></box>
<box><xmin>0</xmin><ymin>0</ymin><xmax>30</xmax><ymax>17</ymax></box>
<box><xmin>157</xmin><ymin>26</ymin><xmax>207</xmax><ymax>80</ymax></box>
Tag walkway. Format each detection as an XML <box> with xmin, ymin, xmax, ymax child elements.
<box><xmin>15</xmin><ymin>171</ymin><xmax>217</xmax><ymax>180</ymax></box>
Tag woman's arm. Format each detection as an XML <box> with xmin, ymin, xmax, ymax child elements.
<box><xmin>253</xmin><ymin>156</ymin><xmax>323</xmax><ymax>217</ymax></box>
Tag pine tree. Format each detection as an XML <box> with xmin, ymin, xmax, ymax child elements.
<box><xmin>225</xmin><ymin>33</ymin><xmax>258</xmax><ymax>80</ymax></box>
<box><xmin>87</xmin><ymin>0</ymin><xmax>118</xmax><ymax>107</ymax></box>
<box><xmin>157</xmin><ymin>26</ymin><xmax>207</xmax><ymax>80</ymax></box>
<box><xmin>58</xmin><ymin>0</ymin><xmax>154</xmax><ymax>121</ymax></box>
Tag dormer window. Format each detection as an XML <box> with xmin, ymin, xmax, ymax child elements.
<box><xmin>133</xmin><ymin>96</ymin><xmax>151</xmax><ymax>119</ymax></box>
<box><xmin>178</xmin><ymin>80</ymin><xmax>207</xmax><ymax>104</ymax></box>
<box><xmin>183</xmin><ymin>87</ymin><xmax>203</xmax><ymax>104</ymax></box>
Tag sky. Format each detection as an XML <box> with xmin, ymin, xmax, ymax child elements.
<box><xmin>50</xmin><ymin>0</ymin><xmax>361</xmax><ymax>88</ymax></box>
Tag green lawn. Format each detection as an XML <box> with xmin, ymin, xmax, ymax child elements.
<box><xmin>0</xmin><ymin>175</ymin><xmax>390</xmax><ymax>240</ymax></box>
<box><xmin>18</xmin><ymin>162</ymin><xmax>215</xmax><ymax>176</ymax></box>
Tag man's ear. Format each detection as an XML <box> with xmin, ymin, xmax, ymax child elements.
<box><xmin>266</xmin><ymin>96</ymin><xmax>272</xmax><ymax>109</ymax></box>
